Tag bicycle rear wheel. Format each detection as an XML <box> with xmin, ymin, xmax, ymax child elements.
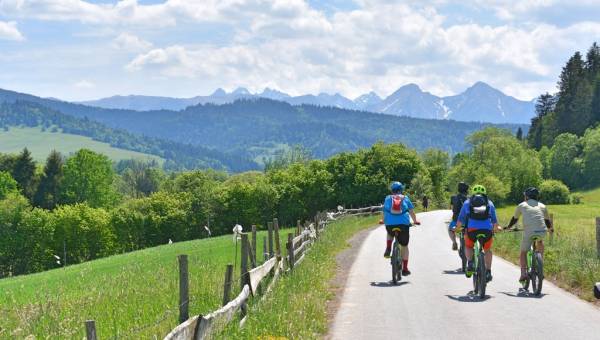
<box><xmin>391</xmin><ymin>244</ymin><xmax>401</xmax><ymax>285</ymax></box>
<box><xmin>532</xmin><ymin>252</ymin><xmax>544</xmax><ymax>295</ymax></box>
<box><xmin>478</xmin><ymin>251</ymin><xmax>487</xmax><ymax>299</ymax></box>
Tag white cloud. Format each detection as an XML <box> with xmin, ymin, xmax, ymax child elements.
<box><xmin>0</xmin><ymin>20</ymin><xmax>24</xmax><ymax>40</ymax></box>
<box><xmin>74</xmin><ymin>80</ymin><xmax>95</xmax><ymax>89</ymax></box>
<box><xmin>112</xmin><ymin>32</ymin><xmax>152</xmax><ymax>51</ymax></box>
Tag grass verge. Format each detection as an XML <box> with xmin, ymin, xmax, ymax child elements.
<box><xmin>0</xmin><ymin>228</ymin><xmax>290</xmax><ymax>339</ymax></box>
<box><xmin>494</xmin><ymin>188</ymin><xmax>600</xmax><ymax>302</ymax></box>
<box><xmin>220</xmin><ymin>215</ymin><xmax>378</xmax><ymax>339</ymax></box>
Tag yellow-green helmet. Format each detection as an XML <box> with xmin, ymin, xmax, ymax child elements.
<box><xmin>472</xmin><ymin>184</ymin><xmax>487</xmax><ymax>195</ymax></box>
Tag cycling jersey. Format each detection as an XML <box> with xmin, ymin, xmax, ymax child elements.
<box><xmin>457</xmin><ymin>199</ymin><xmax>497</xmax><ymax>230</ymax></box>
<box><xmin>383</xmin><ymin>194</ymin><xmax>414</xmax><ymax>226</ymax></box>
<box><xmin>513</xmin><ymin>199</ymin><xmax>549</xmax><ymax>233</ymax></box>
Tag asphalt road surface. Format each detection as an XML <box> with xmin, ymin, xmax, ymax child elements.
<box><xmin>329</xmin><ymin>210</ymin><xmax>600</xmax><ymax>339</ymax></box>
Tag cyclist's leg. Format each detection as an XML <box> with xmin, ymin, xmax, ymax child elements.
<box><xmin>520</xmin><ymin>233</ymin><xmax>532</xmax><ymax>279</ymax></box>
<box><xmin>398</xmin><ymin>226</ymin><xmax>410</xmax><ymax>273</ymax></box>
<box><xmin>448</xmin><ymin>220</ymin><xmax>457</xmax><ymax>248</ymax></box>
<box><xmin>384</xmin><ymin>226</ymin><xmax>394</xmax><ymax>257</ymax></box>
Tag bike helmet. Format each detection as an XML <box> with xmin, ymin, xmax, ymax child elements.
<box><xmin>524</xmin><ymin>187</ymin><xmax>540</xmax><ymax>200</ymax></box>
<box><xmin>390</xmin><ymin>181</ymin><xmax>404</xmax><ymax>193</ymax></box>
<box><xmin>594</xmin><ymin>282</ymin><xmax>600</xmax><ymax>299</ymax></box>
<box><xmin>472</xmin><ymin>184</ymin><xmax>486</xmax><ymax>195</ymax></box>
<box><xmin>458</xmin><ymin>182</ymin><xmax>469</xmax><ymax>194</ymax></box>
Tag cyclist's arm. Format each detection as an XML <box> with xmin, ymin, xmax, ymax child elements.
<box><xmin>542</xmin><ymin>205</ymin><xmax>553</xmax><ymax>231</ymax></box>
<box><xmin>490</xmin><ymin>203</ymin><xmax>502</xmax><ymax>232</ymax></box>
<box><xmin>455</xmin><ymin>203</ymin><xmax>468</xmax><ymax>231</ymax></box>
<box><xmin>409</xmin><ymin>209</ymin><xmax>420</xmax><ymax>224</ymax></box>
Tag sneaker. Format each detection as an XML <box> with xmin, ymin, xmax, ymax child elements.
<box><xmin>384</xmin><ymin>247</ymin><xmax>391</xmax><ymax>258</ymax></box>
<box><xmin>402</xmin><ymin>269</ymin><xmax>411</xmax><ymax>276</ymax></box>
<box><xmin>452</xmin><ymin>242</ymin><xmax>458</xmax><ymax>251</ymax></box>
<box><xmin>486</xmin><ymin>270</ymin><xmax>493</xmax><ymax>282</ymax></box>
<box><xmin>466</xmin><ymin>261</ymin><xmax>474</xmax><ymax>278</ymax></box>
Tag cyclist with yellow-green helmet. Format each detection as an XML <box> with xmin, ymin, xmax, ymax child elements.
<box><xmin>455</xmin><ymin>184</ymin><xmax>502</xmax><ymax>282</ymax></box>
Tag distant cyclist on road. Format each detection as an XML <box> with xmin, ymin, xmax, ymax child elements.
<box><xmin>455</xmin><ymin>184</ymin><xmax>501</xmax><ymax>282</ymax></box>
<box><xmin>505</xmin><ymin>187</ymin><xmax>553</xmax><ymax>283</ymax></box>
<box><xmin>449</xmin><ymin>182</ymin><xmax>469</xmax><ymax>251</ymax></box>
<box><xmin>383</xmin><ymin>181</ymin><xmax>420</xmax><ymax>276</ymax></box>
<box><xmin>422</xmin><ymin>195</ymin><xmax>429</xmax><ymax>211</ymax></box>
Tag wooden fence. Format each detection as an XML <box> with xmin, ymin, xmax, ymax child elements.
<box><xmin>82</xmin><ymin>207</ymin><xmax>379</xmax><ymax>340</ymax></box>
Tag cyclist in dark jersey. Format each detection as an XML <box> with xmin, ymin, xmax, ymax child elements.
<box><xmin>448</xmin><ymin>182</ymin><xmax>469</xmax><ymax>251</ymax></box>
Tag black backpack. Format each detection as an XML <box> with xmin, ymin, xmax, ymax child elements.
<box><xmin>452</xmin><ymin>193</ymin><xmax>467</xmax><ymax>218</ymax></box>
<box><xmin>469</xmin><ymin>194</ymin><xmax>490</xmax><ymax>220</ymax></box>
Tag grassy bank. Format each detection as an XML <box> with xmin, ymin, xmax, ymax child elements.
<box><xmin>221</xmin><ymin>215</ymin><xmax>378</xmax><ymax>339</ymax></box>
<box><xmin>0</xmin><ymin>228</ymin><xmax>289</xmax><ymax>338</ymax></box>
<box><xmin>494</xmin><ymin>188</ymin><xmax>600</xmax><ymax>301</ymax></box>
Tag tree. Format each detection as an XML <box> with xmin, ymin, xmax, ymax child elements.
<box><xmin>581</xmin><ymin>126</ymin><xmax>600</xmax><ymax>187</ymax></box>
<box><xmin>516</xmin><ymin>127</ymin><xmax>523</xmax><ymax>140</ymax></box>
<box><xmin>0</xmin><ymin>171</ymin><xmax>18</xmax><ymax>199</ymax></box>
<box><xmin>549</xmin><ymin>133</ymin><xmax>582</xmax><ymax>189</ymax></box>
<box><xmin>34</xmin><ymin>150</ymin><xmax>64</xmax><ymax>209</ymax></box>
<box><xmin>11</xmin><ymin>148</ymin><xmax>37</xmax><ymax>200</ymax></box>
<box><xmin>60</xmin><ymin>149</ymin><xmax>118</xmax><ymax>208</ymax></box>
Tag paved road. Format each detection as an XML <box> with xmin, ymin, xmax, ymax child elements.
<box><xmin>330</xmin><ymin>210</ymin><xmax>600</xmax><ymax>340</ymax></box>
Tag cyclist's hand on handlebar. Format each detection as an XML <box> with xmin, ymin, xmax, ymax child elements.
<box><xmin>414</xmin><ymin>221</ymin><xmax>421</xmax><ymax>226</ymax></box>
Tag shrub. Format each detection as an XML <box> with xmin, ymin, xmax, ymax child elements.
<box><xmin>570</xmin><ymin>194</ymin><xmax>583</xmax><ymax>205</ymax></box>
<box><xmin>539</xmin><ymin>179</ymin><xmax>570</xmax><ymax>204</ymax></box>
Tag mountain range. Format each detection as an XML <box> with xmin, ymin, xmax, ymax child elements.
<box><xmin>81</xmin><ymin>82</ymin><xmax>535</xmax><ymax>124</ymax></box>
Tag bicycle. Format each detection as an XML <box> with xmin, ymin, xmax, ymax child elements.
<box><xmin>389</xmin><ymin>223</ymin><xmax>419</xmax><ymax>285</ymax></box>
<box><xmin>471</xmin><ymin>233</ymin><xmax>488</xmax><ymax>299</ymax></box>
<box><xmin>506</xmin><ymin>228</ymin><xmax>545</xmax><ymax>295</ymax></box>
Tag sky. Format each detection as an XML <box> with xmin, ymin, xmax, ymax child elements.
<box><xmin>0</xmin><ymin>1</ymin><xmax>599</xmax><ymax>101</ymax></box>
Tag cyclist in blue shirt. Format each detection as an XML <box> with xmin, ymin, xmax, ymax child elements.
<box><xmin>455</xmin><ymin>185</ymin><xmax>501</xmax><ymax>282</ymax></box>
<box><xmin>383</xmin><ymin>181</ymin><xmax>420</xmax><ymax>275</ymax></box>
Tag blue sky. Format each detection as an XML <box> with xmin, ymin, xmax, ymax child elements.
<box><xmin>1</xmin><ymin>0</ymin><xmax>599</xmax><ymax>101</ymax></box>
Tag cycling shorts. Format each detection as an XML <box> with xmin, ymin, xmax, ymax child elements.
<box><xmin>385</xmin><ymin>224</ymin><xmax>410</xmax><ymax>246</ymax></box>
<box><xmin>465</xmin><ymin>229</ymin><xmax>493</xmax><ymax>250</ymax></box>
<box><xmin>521</xmin><ymin>229</ymin><xmax>546</xmax><ymax>252</ymax></box>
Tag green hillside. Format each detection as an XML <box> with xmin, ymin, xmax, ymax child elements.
<box><xmin>0</xmin><ymin>126</ymin><xmax>163</xmax><ymax>163</ymax></box>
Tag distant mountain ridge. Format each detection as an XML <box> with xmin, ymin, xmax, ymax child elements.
<box><xmin>81</xmin><ymin>82</ymin><xmax>535</xmax><ymax>124</ymax></box>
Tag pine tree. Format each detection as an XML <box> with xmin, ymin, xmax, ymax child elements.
<box><xmin>516</xmin><ymin>127</ymin><xmax>523</xmax><ymax>140</ymax></box>
<box><xmin>555</xmin><ymin>52</ymin><xmax>588</xmax><ymax>135</ymax></box>
<box><xmin>529</xmin><ymin>93</ymin><xmax>556</xmax><ymax>149</ymax></box>
<box><xmin>585</xmin><ymin>42</ymin><xmax>600</xmax><ymax>79</ymax></box>
<box><xmin>33</xmin><ymin>150</ymin><xmax>64</xmax><ymax>209</ymax></box>
<box><xmin>11</xmin><ymin>148</ymin><xmax>37</xmax><ymax>200</ymax></box>
<box><xmin>591</xmin><ymin>74</ymin><xmax>600</xmax><ymax>125</ymax></box>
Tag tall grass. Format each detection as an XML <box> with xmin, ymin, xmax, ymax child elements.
<box><xmin>494</xmin><ymin>188</ymin><xmax>600</xmax><ymax>301</ymax></box>
<box><xmin>0</xmin><ymin>228</ymin><xmax>290</xmax><ymax>338</ymax></box>
<box><xmin>220</xmin><ymin>215</ymin><xmax>377</xmax><ymax>339</ymax></box>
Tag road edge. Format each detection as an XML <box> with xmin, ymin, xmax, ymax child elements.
<box><xmin>325</xmin><ymin>224</ymin><xmax>378</xmax><ymax>338</ymax></box>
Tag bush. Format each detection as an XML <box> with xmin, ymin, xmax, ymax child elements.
<box><xmin>539</xmin><ymin>180</ymin><xmax>570</xmax><ymax>204</ymax></box>
<box><xmin>570</xmin><ymin>194</ymin><xmax>583</xmax><ymax>204</ymax></box>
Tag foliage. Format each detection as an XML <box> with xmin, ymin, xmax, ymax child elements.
<box><xmin>60</xmin><ymin>149</ymin><xmax>119</xmax><ymax>208</ymax></box>
<box><xmin>0</xmin><ymin>171</ymin><xmax>18</xmax><ymax>199</ymax></box>
<box><xmin>33</xmin><ymin>150</ymin><xmax>64</xmax><ymax>209</ymax></box>
<box><xmin>539</xmin><ymin>179</ymin><xmax>571</xmax><ymax>204</ymax></box>
<box><xmin>549</xmin><ymin>133</ymin><xmax>582</xmax><ymax>189</ymax></box>
<box><xmin>11</xmin><ymin>148</ymin><xmax>37</xmax><ymax>200</ymax></box>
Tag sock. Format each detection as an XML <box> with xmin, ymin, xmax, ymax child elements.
<box><xmin>386</xmin><ymin>239</ymin><xmax>392</xmax><ymax>249</ymax></box>
<box><xmin>403</xmin><ymin>259</ymin><xmax>408</xmax><ymax>270</ymax></box>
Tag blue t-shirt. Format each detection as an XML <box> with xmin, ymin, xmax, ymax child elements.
<box><xmin>383</xmin><ymin>194</ymin><xmax>414</xmax><ymax>226</ymax></box>
<box><xmin>457</xmin><ymin>198</ymin><xmax>498</xmax><ymax>230</ymax></box>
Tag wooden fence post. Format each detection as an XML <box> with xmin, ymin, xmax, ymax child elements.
<box><xmin>241</xmin><ymin>234</ymin><xmax>249</xmax><ymax>290</ymax></box>
<box><xmin>251</xmin><ymin>225</ymin><xmax>257</xmax><ymax>265</ymax></box>
<box><xmin>267</xmin><ymin>222</ymin><xmax>274</xmax><ymax>259</ymax></box>
<box><xmin>287</xmin><ymin>233</ymin><xmax>295</xmax><ymax>270</ymax></box>
<box><xmin>178</xmin><ymin>254</ymin><xmax>189</xmax><ymax>324</ymax></box>
<box><xmin>596</xmin><ymin>217</ymin><xmax>600</xmax><ymax>258</ymax></box>
<box><xmin>296</xmin><ymin>220</ymin><xmax>301</xmax><ymax>237</ymax></box>
<box><xmin>273</xmin><ymin>218</ymin><xmax>281</xmax><ymax>259</ymax></box>
<box><xmin>550</xmin><ymin>213</ymin><xmax>555</xmax><ymax>244</ymax></box>
<box><xmin>85</xmin><ymin>320</ymin><xmax>97</xmax><ymax>340</ymax></box>
<box><xmin>314</xmin><ymin>215</ymin><xmax>319</xmax><ymax>238</ymax></box>
<box><xmin>222</xmin><ymin>264</ymin><xmax>233</xmax><ymax>306</ymax></box>
<box><xmin>263</xmin><ymin>236</ymin><xmax>268</xmax><ymax>262</ymax></box>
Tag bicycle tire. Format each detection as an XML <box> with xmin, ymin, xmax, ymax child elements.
<box><xmin>478</xmin><ymin>250</ymin><xmax>487</xmax><ymax>299</ymax></box>
<box><xmin>522</xmin><ymin>250</ymin><xmax>532</xmax><ymax>291</ymax></box>
<box><xmin>472</xmin><ymin>245</ymin><xmax>479</xmax><ymax>294</ymax></box>
<box><xmin>533</xmin><ymin>252</ymin><xmax>544</xmax><ymax>295</ymax></box>
<box><xmin>391</xmin><ymin>244</ymin><xmax>400</xmax><ymax>285</ymax></box>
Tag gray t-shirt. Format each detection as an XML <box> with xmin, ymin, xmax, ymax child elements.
<box><xmin>513</xmin><ymin>199</ymin><xmax>549</xmax><ymax>232</ymax></box>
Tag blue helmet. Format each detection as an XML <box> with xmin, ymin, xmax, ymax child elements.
<box><xmin>390</xmin><ymin>181</ymin><xmax>404</xmax><ymax>193</ymax></box>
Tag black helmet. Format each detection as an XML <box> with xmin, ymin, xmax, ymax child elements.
<box><xmin>595</xmin><ymin>282</ymin><xmax>600</xmax><ymax>299</ymax></box>
<box><xmin>524</xmin><ymin>187</ymin><xmax>540</xmax><ymax>200</ymax></box>
<box><xmin>458</xmin><ymin>182</ymin><xmax>469</xmax><ymax>194</ymax></box>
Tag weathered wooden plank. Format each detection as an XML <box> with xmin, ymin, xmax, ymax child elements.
<box><xmin>196</xmin><ymin>285</ymin><xmax>251</xmax><ymax>339</ymax></box>
<box><xmin>293</xmin><ymin>241</ymin><xmax>307</xmax><ymax>259</ymax></box>
<box><xmin>248</xmin><ymin>256</ymin><xmax>277</xmax><ymax>295</ymax></box>
<box><xmin>178</xmin><ymin>255</ymin><xmax>189</xmax><ymax>324</ymax></box>
<box><xmin>85</xmin><ymin>320</ymin><xmax>97</xmax><ymax>340</ymax></box>
<box><xmin>163</xmin><ymin>316</ymin><xmax>199</xmax><ymax>340</ymax></box>
<box><xmin>294</xmin><ymin>253</ymin><xmax>306</xmax><ymax>267</ymax></box>
<box><xmin>222</xmin><ymin>264</ymin><xmax>233</xmax><ymax>306</ymax></box>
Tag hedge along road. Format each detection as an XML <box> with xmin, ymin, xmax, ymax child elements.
<box><xmin>329</xmin><ymin>210</ymin><xmax>600</xmax><ymax>339</ymax></box>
